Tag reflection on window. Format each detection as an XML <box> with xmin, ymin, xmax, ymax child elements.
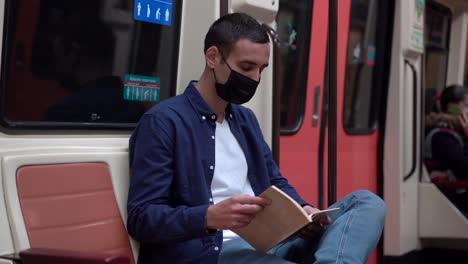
<box><xmin>425</xmin><ymin>1</ymin><xmax>451</xmax><ymax>96</ymax></box>
<box><xmin>277</xmin><ymin>0</ymin><xmax>313</xmax><ymax>134</ymax></box>
<box><xmin>1</xmin><ymin>0</ymin><xmax>180</xmax><ymax>128</ymax></box>
<box><xmin>343</xmin><ymin>0</ymin><xmax>392</xmax><ymax>134</ymax></box>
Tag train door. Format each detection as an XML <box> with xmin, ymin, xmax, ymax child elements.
<box><xmin>336</xmin><ymin>1</ymin><xmax>393</xmax><ymax>263</ymax></box>
<box><xmin>278</xmin><ymin>1</ymin><xmax>393</xmax><ymax>263</ymax></box>
<box><xmin>278</xmin><ymin>0</ymin><xmax>393</xmax><ymax>203</ymax></box>
<box><xmin>277</xmin><ymin>0</ymin><xmax>327</xmax><ymax>206</ymax></box>
<box><xmin>336</xmin><ymin>0</ymin><xmax>393</xmax><ymax>201</ymax></box>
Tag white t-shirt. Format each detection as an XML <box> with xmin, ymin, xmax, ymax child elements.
<box><xmin>211</xmin><ymin>119</ymin><xmax>255</xmax><ymax>241</ymax></box>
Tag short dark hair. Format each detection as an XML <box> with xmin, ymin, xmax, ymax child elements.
<box><xmin>204</xmin><ymin>13</ymin><xmax>270</xmax><ymax>57</ymax></box>
<box><xmin>440</xmin><ymin>84</ymin><xmax>468</xmax><ymax>112</ymax></box>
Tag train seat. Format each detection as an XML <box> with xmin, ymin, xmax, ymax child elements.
<box><xmin>3</xmin><ymin>162</ymin><xmax>137</xmax><ymax>264</ymax></box>
<box><xmin>423</xmin><ymin>159</ymin><xmax>468</xmax><ymax>191</ymax></box>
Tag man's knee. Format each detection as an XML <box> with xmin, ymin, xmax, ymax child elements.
<box><xmin>352</xmin><ymin>190</ymin><xmax>386</xmax><ymax>217</ymax></box>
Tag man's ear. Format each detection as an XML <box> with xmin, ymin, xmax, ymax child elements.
<box><xmin>205</xmin><ymin>46</ymin><xmax>220</xmax><ymax>69</ymax></box>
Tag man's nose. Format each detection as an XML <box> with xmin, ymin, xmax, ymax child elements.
<box><xmin>251</xmin><ymin>70</ymin><xmax>261</xmax><ymax>82</ymax></box>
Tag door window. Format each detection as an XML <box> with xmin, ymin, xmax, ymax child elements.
<box><xmin>277</xmin><ymin>0</ymin><xmax>313</xmax><ymax>134</ymax></box>
<box><xmin>343</xmin><ymin>0</ymin><xmax>393</xmax><ymax>134</ymax></box>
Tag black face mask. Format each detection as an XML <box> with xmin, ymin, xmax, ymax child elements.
<box><xmin>213</xmin><ymin>58</ymin><xmax>260</xmax><ymax>104</ymax></box>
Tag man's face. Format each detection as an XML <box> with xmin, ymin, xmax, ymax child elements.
<box><xmin>215</xmin><ymin>39</ymin><xmax>270</xmax><ymax>83</ymax></box>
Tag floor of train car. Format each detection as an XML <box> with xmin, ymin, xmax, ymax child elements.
<box><xmin>382</xmin><ymin>248</ymin><xmax>468</xmax><ymax>264</ymax></box>
<box><xmin>421</xmin><ymin>248</ymin><xmax>468</xmax><ymax>264</ymax></box>
<box><xmin>384</xmin><ymin>248</ymin><xmax>468</xmax><ymax>264</ymax></box>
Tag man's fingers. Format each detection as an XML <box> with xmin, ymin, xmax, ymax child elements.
<box><xmin>299</xmin><ymin>223</ymin><xmax>323</xmax><ymax>239</ymax></box>
<box><xmin>235</xmin><ymin>204</ymin><xmax>265</xmax><ymax>214</ymax></box>
<box><xmin>233</xmin><ymin>195</ymin><xmax>271</xmax><ymax>206</ymax></box>
<box><xmin>318</xmin><ymin>216</ymin><xmax>332</xmax><ymax>225</ymax></box>
<box><xmin>306</xmin><ymin>223</ymin><xmax>324</xmax><ymax>233</ymax></box>
<box><xmin>231</xmin><ymin>214</ymin><xmax>255</xmax><ymax>228</ymax></box>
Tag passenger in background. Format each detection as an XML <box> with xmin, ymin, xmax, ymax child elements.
<box><xmin>425</xmin><ymin>84</ymin><xmax>468</xmax><ymax>212</ymax></box>
<box><xmin>425</xmin><ymin>84</ymin><xmax>468</xmax><ymax>181</ymax></box>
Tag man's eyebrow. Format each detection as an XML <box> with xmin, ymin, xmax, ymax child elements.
<box><xmin>239</xmin><ymin>60</ymin><xmax>269</xmax><ymax>68</ymax></box>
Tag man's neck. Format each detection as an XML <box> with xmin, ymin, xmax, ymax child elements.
<box><xmin>196</xmin><ymin>70</ymin><xmax>228</xmax><ymax>122</ymax></box>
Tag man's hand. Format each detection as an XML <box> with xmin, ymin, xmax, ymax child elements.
<box><xmin>298</xmin><ymin>205</ymin><xmax>332</xmax><ymax>240</ymax></box>
<box><xmin>206</xmin><ymin>195</ymin><xmax>271</xmax><ymax>230</ymax></box>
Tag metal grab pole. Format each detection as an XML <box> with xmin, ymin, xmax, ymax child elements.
<box><xmin>327</xmin><ymin>0</ymin><xmax>338</xmax><ymax>206</ymax></box>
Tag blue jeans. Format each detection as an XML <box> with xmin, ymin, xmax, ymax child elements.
<box><xmin>218</xmin><ymin>190</ymin><xmax>386</xmax><ymax>264</ymax></box>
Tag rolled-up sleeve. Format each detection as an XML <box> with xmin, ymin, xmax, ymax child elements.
<box><xmin>126</xmin><ymin>113</ymin><xmax>210</xmax><ymax>244</ymax></box>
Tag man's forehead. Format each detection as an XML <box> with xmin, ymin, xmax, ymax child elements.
<box><xmin>229</xmin><ymin>39</ymin><xmax>270</xmax><ymax>64</ymax></box>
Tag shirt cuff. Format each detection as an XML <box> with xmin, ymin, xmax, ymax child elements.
<box><xmin>186</xmin><ymin>204</ymin><xmax>213</xmax><ymax>237</ymax></box>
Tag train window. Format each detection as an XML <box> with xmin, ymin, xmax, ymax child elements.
<box><xmin>0</xmin><ymin>0</ymin><xmax>181</xmax><ymax>129</ymax></box>
<box><xmin>343</xmin><ymin>0</ymin><xmax>393</xmax><ymax>134</ymax></box>
<box><xmin>277</xmin><ymin>0</ymin><xmax>313</xmax><ymax>134</ymax></box>
<box><xmin>425</xmin><ymin>1</ymin><xmax>451</xmax><ymax>94</ymax></box>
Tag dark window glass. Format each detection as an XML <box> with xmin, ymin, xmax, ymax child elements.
<box><xmin>425</xmin><ymin>1</ymin><xmax>451</xmax><ymax>97</ymax></box>
<box><xmin>277</xmin><ymin>0</ymin><xmax>313</xmax><ymax>134</ymax></box>
<box><xmin>1</xmin><ymin>0</ymin><xmax>181</xmax><ymax>129</ymax></box>
<box><xmin>343</xmin><ymin>0</ymin><xmax>392</xmax><ymax>134</ymax></box>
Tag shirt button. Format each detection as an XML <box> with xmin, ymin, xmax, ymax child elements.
<box><xmin>209</xmin><ymin>165</ymin><xmax>214</xmax><ymax>170</ymax></box>
<box><xmin>214</xmin><ymin>246</ymin><xmax>219</xmax><ymax>251</ymax></box>
<box><xmin>209</xmin><ymin>198</ymin><xmax>213</xmax><ymax>202</ymax></box>
<box><xmin>201</xmin><ymin>116</ymin><xmax>206</xmax><ymax>120</ymax></box>
<box><xmin>211</xmin><ymin>115</ymin><xmax>216</xmax><ymax>120</ymax></box>
<box><xmin>211</xmin><ymin>135</ymin><xmax>215</xmax><ymax>139</ymax></box>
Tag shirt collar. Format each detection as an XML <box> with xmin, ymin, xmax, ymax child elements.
<box><xmin>184</xmin><ymin>81</ymin><xmax>235</xmax><ymax>122</ymax></box>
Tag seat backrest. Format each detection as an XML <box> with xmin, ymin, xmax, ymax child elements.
<box><xmin>16</xmin><ymin>162</ymin><xmax>134</xmax><ymax>264</ymax></box>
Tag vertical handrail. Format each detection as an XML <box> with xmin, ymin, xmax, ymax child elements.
<box><xmin>262</xmin><ymin>24</ymin><xmax>282</xmax><ymax>165</ymax></box>
<box><xmin>403</xmin><ymin>60</ymin><xmax>418</xmax><ymax>182</ymax></box>
<box><xmin>327</xmin><ymin>0</ymin><xmax>338</xmax><ymax>206</ymax></box>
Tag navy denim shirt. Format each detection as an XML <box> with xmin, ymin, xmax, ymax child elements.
<box><xmin>127</xmin><ymin>82</ymin><xmax>308</xmax><ymax>264</ymax></box>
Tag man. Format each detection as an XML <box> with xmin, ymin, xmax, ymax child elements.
<box><xmin>127</xmin><ymin>13</ymin><xmax>385</xmax><ymax>264</ymax></box>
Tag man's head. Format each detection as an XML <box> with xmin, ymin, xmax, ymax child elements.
<box><xmin>204</xmin><ymin>13</ymin><xmax>270</xmax><ymax>57</ymax></box>
<box><xmin>203</xmin><ymin>13</ymin><xmax>270</xmax><ymax>104</ymax></box>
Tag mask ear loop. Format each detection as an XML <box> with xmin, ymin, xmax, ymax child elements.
<box><xmin>213</xmin><ymin>49</ymin><xmax>233</xmax><ymax>83</ymax></box>
<box><xmin>218</xmin><ymin>48</ymin><xmax>233</xmax><ymax>71</ymax></box>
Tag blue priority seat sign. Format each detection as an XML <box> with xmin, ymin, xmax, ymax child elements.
<box><xmin>134</xmin><ymin>0</ymin><xmax>173</xmax><ymax>26</ymax></box>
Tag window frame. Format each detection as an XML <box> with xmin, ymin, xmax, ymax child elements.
<box><xmin>0</xmin><ymin>0</ymin><xmax>182</xmax><ymax>133</ymax></box>
<box><xmin>278</xmin><ymin>0</ymin><xmax>314</xmax><ymax>135</ymax></box>
<box><xmin>342</xmin><ymin>0</ymin><xmax>394</xmax><ymax>135</ymax></box>
<box><xmin>424</xmin><ymin>0</ymin><xmax>452</xmax><ymax>96</ymax></box>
